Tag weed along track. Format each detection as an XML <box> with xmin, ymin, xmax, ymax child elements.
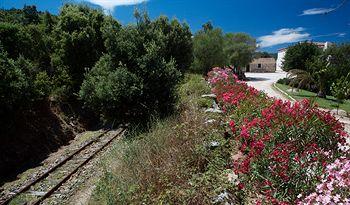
<box><xmin>0</xmin><ymin>127</ymin><xmax>126</xmax><ymax>205</ymax></box>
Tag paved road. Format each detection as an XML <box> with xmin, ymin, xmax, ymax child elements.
<box><xmin>244</xmin><ymin>71</ymin><xmax>350</xmax><ymax>133</ymax></box>
<box><xmin>245</xmin><ymin>71</ymin><xmax>288</xmax><ymax>100</ymax></box>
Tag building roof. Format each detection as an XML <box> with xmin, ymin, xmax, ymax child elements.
<box><xmin>278</xmin><ymin>41</ymin><xmax>332</xmax><ymax>53</ymax></box>
<box><xmin>278</xmin><ymin>47</ymin><xmax>287</xmax><ymax>52</ymax></box>
<box><xmin>251</xmin><ymin>57</ymin><xmax>276</xmax><ymax>64</ymax></box>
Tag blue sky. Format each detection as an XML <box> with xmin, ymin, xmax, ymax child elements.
<box><xmin>1</xmin><ymin>0</ymin><xmax>350</xmax><ymax>52</ymax></box>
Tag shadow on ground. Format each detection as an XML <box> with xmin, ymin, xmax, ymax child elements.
<box><xmin>0</xmin><ymin>102</ymin><xmax>75</xmax><ymax>186</ymax></box>
<box><xmin>246</xmin><ymin>77</ymin><xmax>270</xmax><ymax>82</ymax></box>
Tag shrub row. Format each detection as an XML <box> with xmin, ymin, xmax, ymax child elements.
<box><xmin>208</xmin><ymin>67</ymin><xmax>349</xmax><ymax>204</ymax></box>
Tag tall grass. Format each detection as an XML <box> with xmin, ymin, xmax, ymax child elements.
<box><xmin>90</xmin><ymin>74</ymin><xmax>241</xmax><ymax>204</ymax></box>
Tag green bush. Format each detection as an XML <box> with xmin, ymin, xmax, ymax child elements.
<box><xmin>52</xmin><ymin>4</ymin><xmax>107</xmax><ymax>92</ymax></box>
<box><xmin>80</xmin><ymin>55</ymin><xmax>142</xmax><ymax>120</ymax></box>
<box><xmin>0</xmin><ymin>51</ymin><xmax>51</xmax><ymax>112</ymax></box>
<box><xmin>276</xmin><ymin>77</ymin><xmax>290</xmax><ymax>85</ymax></box>
<box><xmin>283</xmin><ymin>42</ymin><xmax>321</xmax><ymax>72</ymax></box>
<box><xmin>0</xmin><ymin>51</ymin><xmax>28</xmax><ymax>111</ymax></box>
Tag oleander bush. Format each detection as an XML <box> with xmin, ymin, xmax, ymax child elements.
<box><xmin>208</xmin><ymin>67</ymin><xmax>349</xmax><ymax>204</ymax></box>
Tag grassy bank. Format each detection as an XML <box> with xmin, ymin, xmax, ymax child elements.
<box><xmin>275</xmin><ymin>83</ymin><xmax>350</xmax><ymax>114</ymax></box>
<box><xmin>90</xmin><ymin>74</ymin><xmax>242</xmax><ymax>204</ymax></box>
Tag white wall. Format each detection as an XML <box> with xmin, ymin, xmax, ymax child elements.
<box><xmin>276</xmin><ymin>50</ymin><xmax>286</xmax><ymax>72</ymax></box>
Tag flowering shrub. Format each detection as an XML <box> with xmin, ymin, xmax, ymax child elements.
<box><xmin>207</xmin><ymin>67</ymin><xmax>350</xmax><ymax>204</ymax></box>
<box><xmin>299</xmin><ymin>157</ymin><xmax>350</xmax><ymax>204</ymax></box>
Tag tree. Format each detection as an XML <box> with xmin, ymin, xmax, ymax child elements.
<box><xmin>283</xmin><ymin>42</ymin><xmax>322</xmax><ymax>72</ymax></box>
<box><xmin>23</xmin><ymin>5</ymin><xmax>40</xmax><ymax>25</ymax></box>
<box><xmin>253</xmin><ymin>51</ymin><xmax>276</xmax><ymax>59</ymax></box>
<box><xmin>224</xmin><ymin>32</ymin><xmax>256</xmax><ymax>68</ymax></box>
<box><xmin>192</xmin><ymin>25</ymin><xmax>227</xmax><ymax>74</ymax></box>
<box><xmin>151</xmin><ymin>16</ymin><xmax>193</xmax><ymax>73</ymax></box>
<box><xmin>325</xmin><ymin>43</ymin><xmax>350</xmax><ymax>81</ymax></box>
<box><xmin>42</xmin><ymin>11</ymin><xmax>56</xmax><ymax>33</ymax></box>
<box><xmin>52</xmin><ymin>4</ymin><xmax>107</xmax><ymax>92</ymax></box>
<box><xmin>0</xmin><ymin>22</ymin><xmax>29</xmax><ymax>59</ymax></box>
<box><xmin>331</xmin><ymin>75</ymin><xmax>350</xmax><ymax>114</ymax></box>
<box><xmin>80</xmin><ymin>12</ymin><xmax>182</xmax><ymax>121</ymax></box>
<box><xmin>79</xmin><ymin>55</ymin><xmax>142</xmax><ymax>120</ymax></box>
<box><xmin>287</xmin><ymin>56</ymin><xmax>331</xmax><ymax>98</ymax></box>
<box><xmin>0</xmin><ymin>51</ymin><xmax>28</xmax><ymax>112</ymax></box>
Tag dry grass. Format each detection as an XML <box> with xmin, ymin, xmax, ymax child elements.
<box><xmin>90</xmin><ymin>74</ymin><xmax>241</xmax><ymax>204</ymax></box>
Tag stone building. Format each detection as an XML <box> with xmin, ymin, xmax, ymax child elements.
<box><xmin>245</xmin><ymin>57</ymin><xmax>276</xmax><ymax>73</ymax></box>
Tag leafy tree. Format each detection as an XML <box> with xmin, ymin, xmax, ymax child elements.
<box><xmin>224</xmin><ymin>32</ymin><xmax>256</xmax><ymax>68</ymax></box>
<box><xmin>80</xmin><ymin>55</ymin><xmax>142</xmax><ymax>120</ymax></box>
<box><xmin>81</xmin><ymin>12</ymin><xmax>182</xmax><ymax>121</ymax></box>
<box><xmin>0</xmin><ymin>8</ymin><xmax>24</xmax><ymax>24</ymax></box>
<box><xmin>287</xmin><ymin>56</ymin><xmax>332</xmax><ymax>98</ymax></box>
<box><xmin>331</xmin><ymin>75</ymin><xmax>350</xmax><ymax>113</ymax></box>
<box><xmin>192</xmin><ymin>25</ymin><xmax>227</xmax><ymax>74</ymax></box>
<box><xmin>151</xmin><ymin>16</ymin><xmax>193</xmax><ymax>73</ymax></box>
<box><xmin>23</xmin><ymin>5</ymin><xmax>40</xmax><ymax>25</ymax></box>
<box><xmin>283</xmin><ymin>42</ymin><xmax>322</xmax><ymax>72</ymax></box>
<box><xmin>42</xmin><ymin>11</ymin><xmax>56</xmax><ymax>33</ymax></box>
<box><xmin>253</xmin><ymin>51</ymin><xmax>276</xmax><ymax>59</ymax></box>
<box><xmin>202</xmin><ymin>21</ymin><xmax>213</xmax><ymax>32</ymax></box>
<box><xmin>0</xmin><ymin>51</ymin><xmax>28</xmax><ymax>112</ymax></box>
<box><xmin>325</xmin><ymin>43</ymin><xmax>350</xmax><ymax>81</ymax></box>
<box><xmin>52</xmin><ymin>4</ymin><xmax>107</xmax><ymax>92</ymax></box>
<box><xmin>0</xmin><ymin>22</ymin><xmax>29</xmax><ymax>59</ymax></box>
<box><xmin>0</xmin><ymin>51</ymin><xmax>51</xmax><ymax>113</ymax></box>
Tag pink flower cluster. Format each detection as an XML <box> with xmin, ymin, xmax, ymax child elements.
<box><xmin>299</xmin><ymin>157</ymin><xmax>350</xmax><ymax>204</ymax></box>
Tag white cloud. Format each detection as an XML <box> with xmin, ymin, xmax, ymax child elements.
<box><xmin>338</xmin><ymin>32</ymin><xmax>346</xmax><ymax>37</ymax></box>
<box><xmin>312</xmin><ymin>32</ymin><xmax>346</xmax><ymax>38</ymax></box>
<box><xmin>300</xmin><ymin>8</ymin><xmax>335</xmax><ymax>15</ymax></box>
<box><xmin>84</xmin><ymin>0</ymin><xmax>149</xmax><ymax>11</ymax></box>
<box><xmin>258</xmin><ymin>27</ymin><xmax>310</xmax><ymax>48</ymax></box>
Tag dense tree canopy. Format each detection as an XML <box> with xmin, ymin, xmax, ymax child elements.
<box><xmin>285</xmin><ymin>42</ymin><xmax>350</xmax><ymax>98</ymax></box>
<box><xmin>192</xmin><ymin>22</ymin><xmax>256</xmax><ymax>74</ymax></box>
<box><xmin>283</xmin><ymin>42</ymin><xmax>322</xmax><ymax>72</ymax></box>
<box><xmin>192</xmin><ymin>24</ymin><xmax>227</xmax><ymax>74</ymax></box>
<box><xmin>224</xmin><ymin>32</ymin><xmax>256</xmax><ymax>68</ymax></box>
<box><xmin>0</xmin><ymin>5</ymin><xmax>193</xmax><ymax>123</ymax></box>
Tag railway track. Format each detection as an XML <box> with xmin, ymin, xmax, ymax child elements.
<box><xmin>0</xmin><ymin>127</ymin><xmax>126</xmax><ymax>205</ymax></box>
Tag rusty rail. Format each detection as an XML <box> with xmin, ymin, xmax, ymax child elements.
<box><xmin>1</xmin><ymin>127</ymin><xmax>125</xmax><ymax>205</ymax></box>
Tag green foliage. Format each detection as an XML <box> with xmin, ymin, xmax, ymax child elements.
<box><xmin>325</xmin><ymin>43</ymin><xmax>350</xmax><ymax>81</ymax></box>
<box><xmin>192</xmin><ymin>26</ymin><xmax>227</xmax><ymax>74</ymax></box>
<box><xmin>22</xmin><ymin>5</ymin><xmax>40</xmax><ymax>25</ymax></box>
<box><xmin>284</xmin><ymin>42</ymin><xmax>350</xmax><ymax>98</ymax></box>
<box><xmin>331</xmin><ymin>75</ymin><xmax>350</xmax><ymax>103</ymax></box>
<box><xmin>53</xmin><ymin>4</ymin><xmax>107</xmax><ymax>91</ymax></box>
<box><xmin>91</xmin><ymin>74</ymin><xmax>240</xmax><ymax>204</ymax></box>
<box><xmin>283</xmin><ymin>42</ymin><xmax>322</xmax><ymax>72</ymax></box>
<box><xmin>80</xmin><ymin>55</ymin><xmax>142</xmax><ymax>120</ymax></box>
<box><xmin>253</xmin><ymin>51</ymin><xmax>276</xmax><ymax>59</ymax></box>
<box><xmin>177</xmin><ymin>74</ymin><xmax>211</xmax><ymax>109</ymax></box>
<box><xmin>1</xmin><ymin>5</ymin><xmax>191</xmax><ymax>123</ymax></box>
<box><xmin>0</xmin><ymin>51</ymin><xmax>28</xmax><ymax>111</ymax></box>
<box><xmin>192</xmin><ymin>23</ymin><xmax>256</xmax><ymax>74</ymax></box>
<box><xmin>0</xmin><ymin>8</ymin><xmax>24</xmax><ymax>24</ymax></box>
<box><xmin>80</xmin><ymin>12</ymin><xmax>184</xmax><ymax>121</ymax></box>
<box><xmin>0</xmin><ymin>51</ymin><xmax>51</xmax><ymax>112</ymax></box>
<box><xmin>224</xmin><ymin>32</ymin><xmax>256</xmax><ymax>67</ymax></box>
<box><xmin>0</xmin><ymin>22</ymin><xmax>28</xmax><ymax>59</ymax></box>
